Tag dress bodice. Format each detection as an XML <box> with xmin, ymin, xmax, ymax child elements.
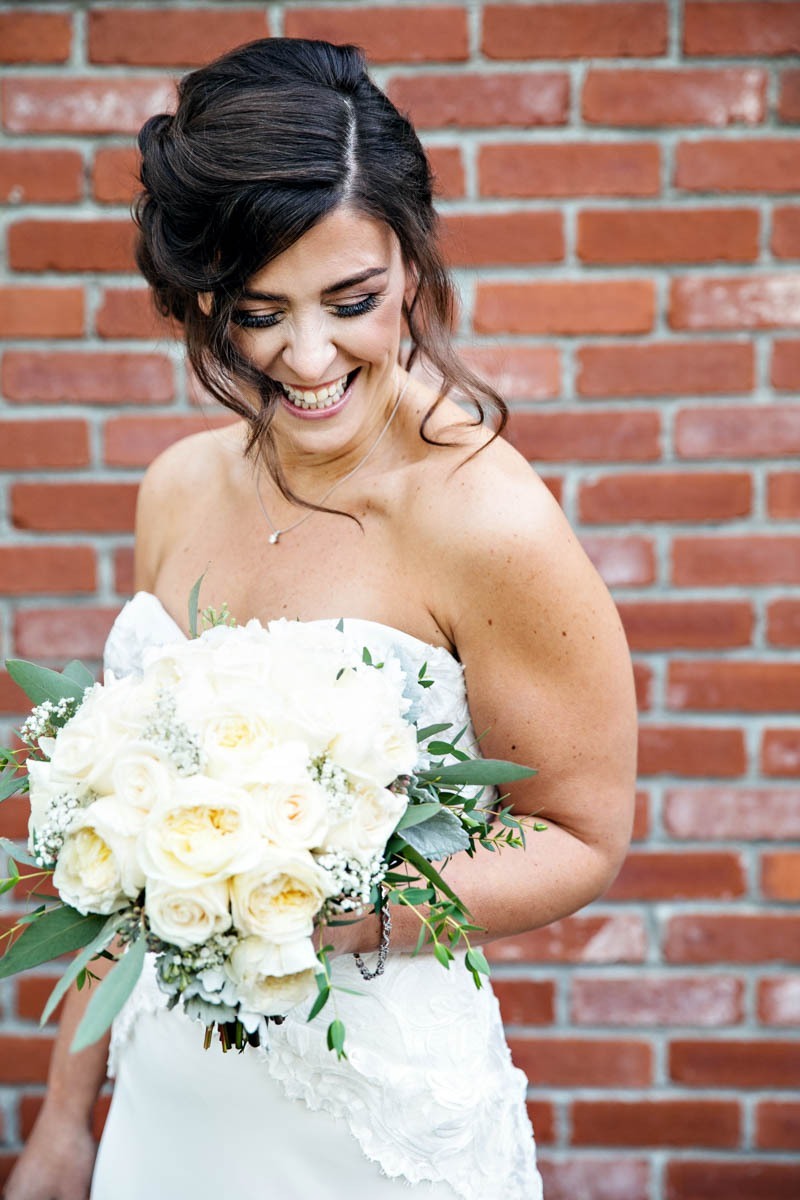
<box><xmin>102</xmin><ymin>592</ymin><xmax>541</xmax><ymax>1200</ymax></box>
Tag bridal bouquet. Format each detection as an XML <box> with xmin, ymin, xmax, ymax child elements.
<box><xmin>0</xmin><ymin>592</ymin><xmax>537</xmax><ymax>1058</ymax></box>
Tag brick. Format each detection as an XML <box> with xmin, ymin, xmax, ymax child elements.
<box><xmin>0</xmin><ymin>287</ymin><xmax>84</xmax><ymax>339</ymax></box>
<box><xmin>608</xmin><ymin>851</ymin><xmax>746</xmax><ymax>901</ymax></box>
<box><xmin>89</xmin><ymin>8</ymin><xmax>268</xmax><ymax>66</ymax></box>
<box><xmin>638</xmin><ymin>726</ymin><xmax>746</xmax><ymax>778</ymax></box>
<box><xmin>579</xmin><ymin>208</ymin><xmax>758</xmax><ymax>264</ymax></box>
<box><xmin>510</xmin><ymin>1037</ymin><xmax>651</xmax><ymax>1087</ymax></box>
<box><xmin>493</xmin><ymin>979</ymin><xmax>555</xmax><ymax>1025</ymax></box>
<box><xmin>0</xmin><ymin>149</ymin><xmax>83</xmax><ymax>204</ymax></box>
<box><xmin>483</xmin><ymin>3</ymin><xmax>667</xmax><ymax>59</ymax></box>
<box><xmin>665</xmin><ymin>787</ymin><xmax>800</xmax><ymax>840</ymax></box>
<box><xmin>475</xmin><ymin>281</ymin><xmax>654</xmax><ymax>335</ymax></box>
<box><xmin>526</xmin><ymin>1100</ymin><xmax>555</xmax><ymax>1144</ymax></box>
<box><xmin>583</xmin><ymin>67</ymin><xmax>766</xmax><ymax>126</ymax></box>
<box><xmin>577</xmin><ymin>342</ymin><xmax>754</xmax><ymax>398</ymax></box>
<box><xmin>772</xmin><ymin>206</ymin><xmax>800</xmax><ymax>257</ymax></box>
<box><xmin>684</xmin><ymin>2</ymin><xmax>800</xmax><ymax>56</ymax></box>
<box><xmin>0</xmin><ymin>546</ymin><xmax>95</xmax><ymax>596</ymax></box>
<box><xmin>671</xmin><ymin>1038</ymin><xmax>800</xmax><ymax>1088</ymax></box>
<box><xmin>768</xmin><ymin>599</ymin><xmax>800</xmax><ymax>645</ymax></box>
<box><xmin>763</xmin><ymin>729</ymin><xmax>800</xmax><ymax>777</ymax></box>
<box><xmin>580</xmin><ymin>472</ymin><xmax>751</xmax><ymax>523</ymax></box>
<box><xmin>15</xmin><ymin>608</ymin><xmax>119</xmax><ymax>661</ymax></box>
<box><xmin>0</xmin><ymin>12</ymin><xmax>71</xmax><ymax>62</ymax></box>
<box><xmin>779</xmin><ymin>69</ymin><xmax>800</xmax><ymax>121</ymax></box>
<box><xmin>632</xmin><ymin>790</ymin><xmax>651</xmax><ymax>841</ymax></box>
<box><xmin>571</xmin><ymin>1099</ymin><xmax>740</xmax><ymax>1148</ymax></box>
<box><xmin>488</xmin><ymin>913</ymin><xmax>646</xmax><ymax>964</ymax></box>
<box><xmin>538</xmin><ymin>1159</ymin><xmax>650</xmax><ymax>1200</ymax></box>
<box><xmin>668</xmin><ymin>1160</ymin><xmax>800</xmax><ymax>1200</ymax></box>
<box><xmin>104</xmin><ymin>415</ymin><xmax>235</xmax><ymax>467</ymax></box>
<box><xmin>676</xmin><ymin>138</ymin><xmax>800</xmax><ymax>192</ymax></box>
<box><xmin>458</xmin><ymin>345</ymin><xmax>560</xmax><ymax>401</ymax></box>
<box><xmin>0</xmin><ymin>420</ymin><xmax>89</xmax><ymax>470</ymax></box>
<box><xmin>286</xmin><ymin>6</ymin><xmax>467</xmax><ymax>62</ymax></box>
<box><xmin>426</xmin><ymin>145</ymin><xmax>464</xmax><ymax>199</ymax></box>
<box><xmin>768</xmin><ymin>472</ymin><xmax>800</xmax><ymax>518</ymax></box>
<box><xmin>633</xmin><ymin>662</ymin><xmax>653</xmax><ymax>712</ymax></box>
<box><xmin>619</xmin><ymin>602</ymin><xmax>753</xmax><ymax>650</ymax></box>
<box><xmin>114</xmin><ymin>546</ymin><xmax>134</xmax><ymax>595</ymax></box>
<box><xmin>676</xmin><ymin>405</ymin><xmax>800</xmax><ymax>457</ymax></box>
<box><xmin>572</xmin><ymin>974</ymin><xmax>744</xmax><ymax>1026</ymax></box>
<box><xmin>8</xmin><ymin>220</ymin><xmax>136</xmax><ymax>274</ymax></box>
<box><xmin>772</xmin><ymin>339</ymin><xmax>800</xmax><ymax>388</ymax></box>
<box><xmin>0</xmin><ymin>672</ymin><xmax>27</xmax><ymax>717</ymax></box>
<box><xmin>0</xmin><ymin>793</ymin><xmax>28</xmax><ymax>837</ymax></box>
<box><xmin>762</xmin><ymin>851</ymin><xmax>800</xmax><ymax>901</ymax></box>
<box><xmin>93</xmin><ymin>145</ymin><xmax>140</xmax><ymax>204</ymax></box>
<box><xmin>759</xmin><ymin>978</ymin><xmax>800</xmax><ymax>1027</ymax></box>
<box><xmin>480</xmin><ymin>141</ymin><xmax>660</xmax><ymax>197</ymax></box>
<box><xmin>580</xmin><ymin>536</ymin><xmax>656</xmax><ymax>587</ymax></box>
<box><xmin>2</xmin><ymin>351</ymin><xmax>173</xmax><ymax>405</ymax></box>
<box><xmin>442</xmin><ymin>212</ymin><xmax>564</xmax><ymax>267</ymax></box>
<box><xmin>95</xmin><ymin>288</ymin><xmax>175</xmax><ymax>340</ymax></box>
<box><xmin>0</xmin><ymin>1036</ymin><xmax>53</xmax><ymax>1083</ymax></box>
<box><xmin>387</xmin><ymin>72</ymin><xmax>568</xmax><ymax>129</ymax></box>
<box><xmin>506</xmin><ymin>410</ymin><xmax>661</xmax><ymax>462</ymax></box>
<box><xmin>672</xmin><ymin>536</ymin><xmax>800</xmax><ymax>585</ymax></box>
<box><xmin>12</xmin><ymin>483</ymin><xmax>138</xmax><ymax>533</ymax></box>
<box><xmin>2</xmin><ymin>77</ymin><xmax>175</xmax><ymax>135</ymax></box>
<box><xmin>666</xmin><ymin>914</ymin><xmax>800</xmax><ymax>964</ymax></box>
<box><xmin>756</xmin><ymin>1099</ymin><xmax>800</xmax><ymax>1148</ymax></box>
<box><xmin>670</xmin><ymin>276</ymin><xmax>800</xmax><ymax>330</ymax></box>
<box><xmin>16</xmin><ymin>975</ymin><xmax>62</xmax><ymax>1024</ymax></box>
<box><xmin>668</xmin><ymin>661</ymin><xmax>800</xmax><ymax>713</ymax></box>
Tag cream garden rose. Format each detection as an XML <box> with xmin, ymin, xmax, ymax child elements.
<box><xmin>146</xmin><ymin>879</ymin><xmax>232</xmax><ymax>949</ymax></box>
<box><xmin>323</xmin><ymin>780</ymin><xmax>408</xmax><ymax>860</ymax></box>
<box><xmin>257</xmin><ymin>776</ymin><xmax>330</xmax><ymax>851</ymax></box>
<box><xmin>53</xmin><ymin>818</ymin><xmax>128</xmax><ymax>915</ymax></box>
<box><xmin>227</xmin><ymin>935</ymin><xmax>319</xmax><ymax>1016</ymax></box>
<box><xmin>230</xmin><ymin>850</ymin><xmax>333</xmax><ymax>941</ymax></box>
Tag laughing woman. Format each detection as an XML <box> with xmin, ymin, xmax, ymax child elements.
<box><xmin>6</xmin><ymin>38</ymin><xmax>637</xmax><ymax>1200</ymax></box>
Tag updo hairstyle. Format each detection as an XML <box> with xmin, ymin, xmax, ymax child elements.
<box><xmin>134</xmin><ymin>38</ymin><xmax>505</xmax><ymax>503</ymax></box>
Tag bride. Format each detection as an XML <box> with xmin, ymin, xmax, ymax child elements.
<box><xmin>6</xmin><ymin>38</ymin><xmax>637</xmax><ymax>1200</ymax></box>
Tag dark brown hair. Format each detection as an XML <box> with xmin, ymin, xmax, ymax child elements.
<box><xmin>134</xmin><ymin>38</ymin><xmax>506</xmax><ymax>508</ymax></box>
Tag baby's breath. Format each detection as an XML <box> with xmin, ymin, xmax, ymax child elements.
<box><xmin>142</xmin><ymin>689</ymin><xmax>201</xmax><ymax>775</ymax></box>
<box><xmin>310</xmin><ymin>754</ymin><xmax>353</xmax><ymax>819</ymax></box>
<box><xmin>31</xmin><ymin>789</ymin><xmax>90</xmax><ymax>868</ymax></box>
<box><xmin>318</xmin><ymin>851</ymin><xmax>386</xmax><ymax>913</ymax></box>
<box><xmin>19</xmin><ymin>697</ymin><xmax>79</xmax><ymax>747</ymax></box>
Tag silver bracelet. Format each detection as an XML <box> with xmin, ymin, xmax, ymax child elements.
<box><xmin>353</xmin><ymin>899</ymin><xmax>392</xmax><ymax>980</ymax></box>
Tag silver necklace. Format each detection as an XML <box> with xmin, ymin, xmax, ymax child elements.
<box><xmin>255</xmin><ymin>375</ymin><xmax>409</xmax><ymax>545</ymax></box>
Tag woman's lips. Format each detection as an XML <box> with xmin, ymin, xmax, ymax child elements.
<box><xmin>278</xmin><ymin>370</ymin><xmax>359</xmax><ymax>421</ymax></box>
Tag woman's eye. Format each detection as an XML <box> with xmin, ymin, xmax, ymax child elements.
<box><xmin>332</xmin><ymin>294</ymin><xmax>382</xmax><ymax>318</ymax></box>
<box><xmin>231</xmin><ymin>310</ymin><xmax>281</xmax><ymax>329</ymax></box>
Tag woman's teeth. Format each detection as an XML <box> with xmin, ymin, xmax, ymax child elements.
<box><xmin>282</xmin><ymin>375</ymin><xmax>349</xmax><ymax>410</ymax></box>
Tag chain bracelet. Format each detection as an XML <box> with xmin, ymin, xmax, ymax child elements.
<box><xmin>353</xmin><ymin>897</ymin><xmax>392</xmax><ymax>980</ymax></box>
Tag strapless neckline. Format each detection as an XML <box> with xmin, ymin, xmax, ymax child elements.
<box><xmin>130</xmin><ymin>590</ymin><xmax>462</xmax><ymax>668</ymax></box>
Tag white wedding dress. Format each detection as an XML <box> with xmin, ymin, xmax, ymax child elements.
<box><xmin>91</xmin><ymin>592</ymin><xmax>543</xmax><ymax>1200</ymax></box>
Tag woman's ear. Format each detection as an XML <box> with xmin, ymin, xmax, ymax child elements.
<box><xmin>403</xmin><ymin>264</ymin><xmax>419</xmax><ymax>312</ymax></box>
<box><xmin>198</xmin><ymin>292</ymin><xmax>213</xmax><ymax>316</ymax></box>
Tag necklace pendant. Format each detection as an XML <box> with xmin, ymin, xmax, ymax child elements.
<box><xmin>269</xmin><ymin>531</ymin><xmax>281</xmax><ymax>545</ymax></box>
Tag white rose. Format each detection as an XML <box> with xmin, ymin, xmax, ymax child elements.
<box><xmin>140</xmin><ymin>775</ymin><xmax>261</xmax><ymax>886</ymax></box>
<box><xmin>323</xmin><ymin>780</ymin><xmax>407</xmax><ymax>859</ymax></box>
<box><xmin>111</xmin><ymin>744</ymin><xmax>174</xmax><ymax>813</ymax></box>
<box><xmin>325</xmin><ymin>667</ymin><xmax>417</xmax><ymax>786</ymax></box>
<box><xmin>82</xmin><ymin>794</ymin><xmax>147</xmax><ymax>899</ymax></box>
<box><xmin>146</xmin><ymin>878</ymin><xmax>231</xmax><ymax>949</ymax></box>
<box><xmin>53</xmin><ymin>822</ymin><xmax>128</xmax><ymax>915</ymax></box>
<box><xmin>48</xmin><ymin>676</ymin><xmax>150</xmax><ymax>795</ymax></box>
<box><xmin>256</xmin><ymin>777</ymin><xmax>330</xmax><ymax>851</ymax></box>
<box><xmin>26</xmin><ymin>758</ymin><xmax>87</xmax><ymax>855</ymax></box>
<box><xmin>227</xmin><ymin>935</ymin><xmax>318</xmax><ymax>1016</ymax></box>
<box><xmin>199</xmin><ymin>705</ymin><xmax>282</xmax><ymax>783</ymax></box>
<box><xmin>230</xmin><ymin>850</ymin><xmax>332</xmax><ymax>941</ymax></box>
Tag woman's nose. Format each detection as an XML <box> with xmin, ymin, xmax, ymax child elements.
<box><xmin>281</xmin><ymin>318</ymin><xmax>338</xmax><ymax>384</ymax></box>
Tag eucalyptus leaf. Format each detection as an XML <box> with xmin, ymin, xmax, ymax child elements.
<box><xmin>5</xmin><ymin>660</ymin><xmax>85</xmax><ymax>707</ymax></box>
<box><xmin>61</xmin><ymin>660</ymin><xmax>96</xmax><ymax>690</ymax></box>
<box><xmin>396</xmin><ymin>802</ymin><xmax>442</xmax><ymax>831</ymax></box>
<box><xmin>396</xmin><ymin>842</ymin><xmax>461</xmax><ymax>906</ymax></box>
<box><xmin>419</xmin><ymin>759</ymin><xmax>537</xmax><ymax>786</ymax></box>
<box><xmin>391</xmin><ymin>886</ymin><xmax>433</xmax><ymax>905</ymax></box>
<box><xmin>188</xmin><ymin>573</ymin><xmax>205</xmax><ymax>640</ymax></box>
<box><xmin>465</xmin><ymin>946</ymin><xmax>490</xmax><ymax>977</ymax></box>
<box><xmin>416</xmin><ymin>723</ymin><xmax>451</xmax><ymax>743</ymax></box>
<box><xmin>40</xmin><ymin>913</ymin><xmax>122</xmax><ymax>1026</ymax></box>
<box><xmin>306</xmin><ymin>983</ymin><xmax>330</xmax><ymax>1023</ymax></box>
<box><xmin>326</xmin><ymin>1018</ymin><xmax>346</xmax><ymax>1059</ymax></box>
<box><xmin>400</xmin><ymin>809</ymin><xmax>471</xmax><ymax>860</ymax></box>
<box><xmin>0</xmin><ymin>772</ymin><xmax>26</xmax><ymax>802</ymax></box>
<box><xmin>0</xmin><ymin>838</ymin><xmax>38</xmax><ymax>869</ymax></box>
<box><xmin>0</xmin><ymin>905</ymin><xmax>107</xmax><ymax>980</ymax></box>
<box><xmin>71</xmin><ymin>932</ymin><xmax>146</xmax><ymax>1053</ymax></box>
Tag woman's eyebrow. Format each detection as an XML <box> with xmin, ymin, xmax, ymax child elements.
<box><xmin>241</xmin><ymin>266</ymin><xmax>387</xmax><ymax>303</ymax></box>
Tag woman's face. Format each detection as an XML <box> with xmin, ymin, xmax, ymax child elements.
<box><xmin>231</xmin><ymin>206</ymin><xmax>411</xmax><ymax>461</ymax></box>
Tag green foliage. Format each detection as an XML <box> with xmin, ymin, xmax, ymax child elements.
<box><xmin>0</xmin><ymin>905</ymin><xmax>108</xmax><ymax>980</ymax></box>
<box><xmin>5</xmin><ymin>659</ymin><xmax>86</xmax><ymax>707</ymax></box>
<box><xmin>188</xmin><ymin>572</ymin><xmax>205</xmax><ymax>639</ymax></box>
<box><xmin>71</xmin><ymin>929</ymin><xmax>146</xmax><ymax>1053</ymax></box>
<box><xmin>40</xmin><ymin>913</ymin><xmax>123</xmax><ymax>1026</ymax></box>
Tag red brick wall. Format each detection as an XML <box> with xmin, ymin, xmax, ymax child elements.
<box><xmin>1</xmin><ymin>3</ymin><xmax>799</xmax><ymax>1196</ymax></box>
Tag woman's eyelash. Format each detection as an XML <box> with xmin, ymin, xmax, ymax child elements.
<box><xmin>232</xmin><ymin>293</ymin><xmax>382</xmax><ymax>329</ymax></box>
